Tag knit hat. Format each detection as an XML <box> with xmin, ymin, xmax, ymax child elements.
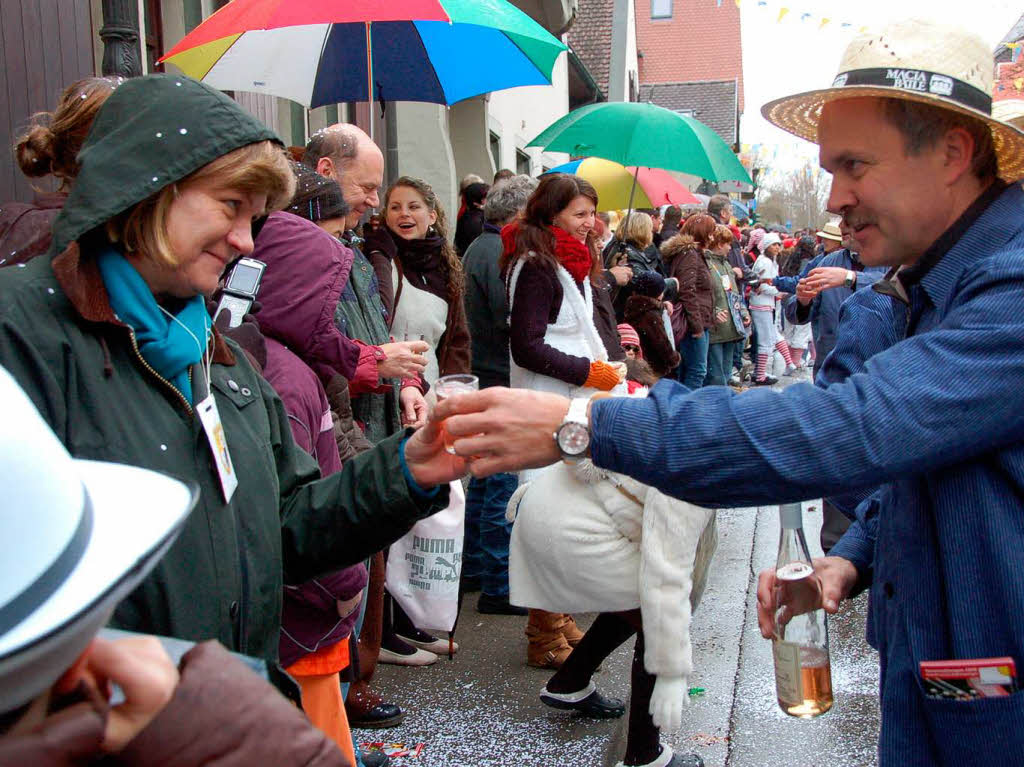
<box><xmin>617</xmin><ymin>323</ymin><xmax>643</xmax><ymax>358</ymax></box>
<box><xmin>747</xmin><ymin>228</ymin><xmax>765</xmax><ymax>254</ymax></box>
<box><xmin>633</xmin><ymin>270</ymin><xmax>667</xmax><ymax>297</ymax></box>
<box><xmin>286</xmin><ymin>161</ymin><xmax>348</xmax><ymax>223</ymax></box>
<box><xmin>760</xmin><ymin>232</ymin><xmax>782</xmax><ymax>251</ymax></box>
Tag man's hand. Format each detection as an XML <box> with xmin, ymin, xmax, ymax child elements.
<box><xmin>430</xmin><ymin>387</ymin><xmax>570</xmax><ymax>477</ymax></box>
<box><xmin>733</xmin><ymin>266</ymin><xmax>744</xmax><ymax>278</ymax></box>
<box><xmin>756</xmin><ymin>556</ymin><xmax>858</xmax><ymax>639</ymax></box>
<box><xmin>715</xmin><ymin>309</ymin><xmax>729</xmax><ymax>324</ymax></box>
<box><xmin>378</xmin><ymin>341</ymin><xmax>428</xmax><ymax>379</ymax></box>
<box><xmin>795</xmin><ymin>278</ymin><xmax>818</xmax><ymax>306</ymax></box>
<box><xmin>399</xmin><ymin>385</ymin><xmax>428</xmax><ymax>428</ymax></box>
<box><xmin>609</xmin><ymin>265</ymin><xmax>633</xmax><ymax>286</ymax></box>
<box><xmin>804</xmin><ymin>266</ymin><xmax>849</xmax><ymax>292</ymax></box>
<box><xmin>402</xmin><ymin>415</ymin><xmax>468</xmax><ymax>487</ymax></box>
<box><xmin>82</xmin><ymin>637</ymin><xmax>179</xmax><ymax>752</ymax></box>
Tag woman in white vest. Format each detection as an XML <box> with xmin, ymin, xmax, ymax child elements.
<box><xmin>500</xmin><ymin>173</ymin><xmax>627</xmax><ymax>671</ymax></box>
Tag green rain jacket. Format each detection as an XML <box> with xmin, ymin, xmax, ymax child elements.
<box><xmin>0</xmin><ymin>75</ymin><xmax>447</xmax><ymax>661</ymax></box>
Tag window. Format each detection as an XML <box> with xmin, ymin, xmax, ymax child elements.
<box><xmin>516</xmin><ymin>149</ymin><xmax>531</xmax><ymax>176</ymax></box>
<box><xmin>490</xmin><ymin>132</ymin><xmax>501</xmax><ymax>171</ymax></box>
<box><xmin>651</xmin><ymin>0</ymin><xmax>672</xmax><ymax>19</ymax></box>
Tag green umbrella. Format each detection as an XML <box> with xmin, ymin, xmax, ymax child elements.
<box><xmin>528</xmin><ymin>101</ymin><xmax>752</xmax><ymax>185</ymax></box>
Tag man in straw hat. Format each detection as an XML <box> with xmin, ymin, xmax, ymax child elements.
<box><xmin>431</xmin><ymin>18</ymin><xmax>1024</xmax><ymax>765</ymax></box>
<box><xmin>0</xmin><ymin>365</ymin><xmax>351</xmax><ymax>764</ymax></box>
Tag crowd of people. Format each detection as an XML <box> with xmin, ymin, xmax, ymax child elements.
<box><xmin>1</xmin><ymin>15</ymin><xmax>1023</xmax><ymax>767</ymax></box>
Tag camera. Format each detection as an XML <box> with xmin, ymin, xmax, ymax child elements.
<box><xmin>214</xmin><ymin>258</ymin><xmax>265</xmax><ymax>328</ymax></box>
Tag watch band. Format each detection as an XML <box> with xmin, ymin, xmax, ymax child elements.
<box><xmin>564</xmin><ymin>397</ymin><xmax>590</xmax><ymax>427</ymax></box>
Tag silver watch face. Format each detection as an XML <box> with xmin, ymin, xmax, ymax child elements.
<box><xmin>557</xmin><ymin>422</ymin><xmax>589</xmax><ymax>456</ymax></box>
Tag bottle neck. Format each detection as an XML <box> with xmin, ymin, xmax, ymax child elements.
<box><xmin>779</xmin><ymin>502</ymin><xmax>803</xmax><ymax>530</ymax></box>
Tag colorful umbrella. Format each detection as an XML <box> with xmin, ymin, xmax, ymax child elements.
<box><xmin>544</xmin><ymin>158</ymin><xmax>699</xmax><ymax>211</ymax></box>
<box><xmin>161</xmin><ymin>0</ymin><xmax>567</xmax><ymax>109</ymax></box>
<box><xmin>528</xmin><ymin>102</ymin><xmax>753</xmax><ymax>184</ymax></box>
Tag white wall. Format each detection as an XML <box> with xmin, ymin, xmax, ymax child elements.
<box><xmin>485</xmin><ymin>50</ymin><xmax>571</xmax><ymax>176</ymax></box>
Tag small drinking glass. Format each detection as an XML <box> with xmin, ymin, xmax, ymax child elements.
<box><xmin>434</xmin><ymin>374</ymin><xmax>478</xmax><ymax>454</ymax></box>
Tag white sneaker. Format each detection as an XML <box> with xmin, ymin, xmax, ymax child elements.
<box><xmin>378</xmin><ymin>646</ymin><xmax>438</xmax><ymax>666</ymax></box>
<box><xmin>783</xmin><ymin>364</ymin><xmax>798</xmax><ymax>377</ymax></box>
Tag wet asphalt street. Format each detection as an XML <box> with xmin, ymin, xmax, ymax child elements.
<box><xmin>356</xmin><ymin>497</ymin><xmax>880</xmax><ymax>767</ymax></box>
<box><xmin>356</xmin><ymin>377</ymin><xmax>881</xmax><ymax>767</ymax></box>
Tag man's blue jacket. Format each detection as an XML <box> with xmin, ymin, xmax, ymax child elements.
<box><xmin>589</xmin><ymin>183</ymin><xmax>1024</xmax><ymax>765</ymax></box>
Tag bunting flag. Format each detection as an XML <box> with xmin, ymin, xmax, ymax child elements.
<box><xmin>1015</xmin><ymin>77</ymin><xmax>1024</xmax><ymax>92</ymax></box>
<box><xmin>723</xmin><ymin>0</ymin><xmax>874</xmax><ymax>36</ymax></box>
<box><xmin>777</xmin><ymin>7</ymin><xmax>789</xmax><ymax>22</ymax></box>
<box><xmin>800</xmin><ymin>12</ymin><xmax>812</xmax><ymax>21</ymax></box>
<box><xmin>717</xmin><ymin>0</ymin><xmax>723</xmax><ymax>6</ymax></box>
<box><xmin>819</xmin><ymin>18</ymin><xmax>830</xmax><ymax>29</ymax></box>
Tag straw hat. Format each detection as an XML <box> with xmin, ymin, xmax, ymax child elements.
<box><xmin>816</xmin><ymin>221</ymin><xmax>843</xmax><ymax>242</ymax></box>
<box><xmin>993</xmin><ymin>99</ymin><xmax>1024</xmax><ymax>130</ymax></box>
<box><xmin>0</xmin><ymin>366</ymin><xmax>197</xmax><ymax>710</ymax></box>
<box><xmin>762</xmin><ymin>19</ymin><xmax>1024</xmax><ymax>182</ymax></box>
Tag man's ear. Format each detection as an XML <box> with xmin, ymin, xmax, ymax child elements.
<box><xmin>941</xmin><ymin>126</ymin><xmax>976</xmax><ymax>185</ymax></box>
<box><xmin>53</xmin><ymin>640</ymin><xmax>97</xmax><ymax>695</ymax></box>
<box><xmin>316</xmin><ymin>156</ymin><xmax>335</xmax><ymax>179</ymax></box>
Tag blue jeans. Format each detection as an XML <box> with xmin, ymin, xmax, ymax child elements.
<box><xmin>705</xmin><ymin>340</ymin><xmax>740</xmax><ymax>386</ymax></box>
<box><xmin>676</xmin><ymin>330</ymin><xmax>709</xmax><ymax>390</ymax></box>
<box><xmin>464</xmin><ymin>473</ymin><xmax>518</xmax><ymax>597</ymax></box>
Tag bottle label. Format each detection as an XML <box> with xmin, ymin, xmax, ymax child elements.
<box><xmin>774</xmin><ymin>640</ymin><xmax>803</xmax><ymax>705</ymax></box>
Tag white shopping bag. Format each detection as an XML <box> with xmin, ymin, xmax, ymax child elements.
<box><xmin>385</xmin><ymin>480</ymin><xmax>465</xmax><ymax>633</ymax></box>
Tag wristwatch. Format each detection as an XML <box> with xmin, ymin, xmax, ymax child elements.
<box><xmin>555</xmin><ymin>398</ymin><xmax>591</xmax><ymax>463</ymax></box>
<box><xmin>844</xmin><ymin>270</ymin><xmax>856</xmax><ymax>289</ymax></box>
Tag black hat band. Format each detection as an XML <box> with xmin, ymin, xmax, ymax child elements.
<box><xmin>832</xmin><ymin>67</ymin><xmax>992</xmax><ymax>115</ymax></box>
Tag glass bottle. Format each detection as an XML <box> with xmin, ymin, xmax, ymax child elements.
<box><xmin>771</xmin><ymin>502</ymin><xmax>834</xmax><ymax>718</ymax></box>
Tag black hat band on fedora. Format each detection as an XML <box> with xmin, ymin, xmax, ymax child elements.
<box><xmin>831</xmin><ymin>68</ymin><xmax>993</xmax><ymax>114</ymax></box>
<box><xmin>0</xmin><ymin>489</ymin><xmax>93</xmax><ymax>637</ymax></box>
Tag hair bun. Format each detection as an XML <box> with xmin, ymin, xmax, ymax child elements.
<box><xmin>15</xmin><ymin>123</ymin><xmax>56</xmax><ymax>178</ymax></box>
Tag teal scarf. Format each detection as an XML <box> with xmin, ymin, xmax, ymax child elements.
<box><xmin>96</xmin><ymin>248</ymin><xmax>210</xmax><ymax>405</ymax></box>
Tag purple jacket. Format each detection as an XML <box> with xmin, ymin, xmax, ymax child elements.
<box><xmin>255</xmin><ymin>212</ymin><xmax>360</xmax><ymax>385</ymax></box>
<box><xmin>255</xmin><ymin>215</ymin><xmax>369</xmax><ymax>669</ymax></box>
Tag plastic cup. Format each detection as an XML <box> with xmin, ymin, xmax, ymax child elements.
<box><xmin>434</xmin><ymin>374</ymin><xmax>478</xmax><ymax>453</ymax></box>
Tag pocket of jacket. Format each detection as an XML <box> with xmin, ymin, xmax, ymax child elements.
<box><xmin>919</xmin><ymin>685</ymin><xmax>1024</xmax><ymax>762</ymax></box>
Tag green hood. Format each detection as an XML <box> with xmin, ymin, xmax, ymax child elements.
<box><xmin>52</xmin><ymin>74</ymin><xmax>281</xmax><ymax>254</ymax></box>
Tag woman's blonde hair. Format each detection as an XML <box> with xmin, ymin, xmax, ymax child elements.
<box><xmin>15</xmin><ymin>77</ymin><xmax>122</xmax><ymax>190</ymax></box>
<box><xmin>106</xmin><ymin>141</ymin><xmax>294</xmax><ymax>268</ymax></box>
<box><xmin>383</xmin><ymin>176</ymin><xmax>465</xmax><ymax>301</ymax></box>
<box><xmin>616</xmin><ymin>211</ymin><xmax>653</xmax><ymax>249</ymax></box>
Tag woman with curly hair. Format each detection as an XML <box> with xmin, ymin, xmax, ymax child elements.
<box><xmin>363</xmin><ymin>176</ymin><xmax>472</xmax><ymax>666</ymax></box>
<box><xmin>365</xmin><ymin>176</ymin><xmax>470</xmax><ymax>385</ymax></box>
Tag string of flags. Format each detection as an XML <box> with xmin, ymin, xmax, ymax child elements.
<box><xmin>718</xmin><ymin>0</ymin><xmax>872</xmax><ymax>35</ymax></box>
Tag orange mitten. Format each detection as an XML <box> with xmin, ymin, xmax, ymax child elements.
<box><xmin>585</xmin><ymin>360</ymin><xmax>622</xmax><ymax>391</ymax></box>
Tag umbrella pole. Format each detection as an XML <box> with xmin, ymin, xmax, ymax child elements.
<box><xmin>365</xmin><ymin>21</ymin><xmax>374</xmax><ymax>142</ymax></box>
<box><xmin>625</xmin><ymin>166</ymin><xmax>640</xmax><ymax>221</ymax></box>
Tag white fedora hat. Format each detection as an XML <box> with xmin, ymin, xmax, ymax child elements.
<box><xmin>0</xmin><ymin>366</ymin><xmax>197</xmax><ymax>711</ymax></box>
<box><xmin>816</xmin><ymin>221</ymin><xmax>843</xmax><ymax>242</ymax></box>
<box><xmin>762</xmin><ymin>18</ymin><xmax>1024</xmax><ymax>182</ymax></box>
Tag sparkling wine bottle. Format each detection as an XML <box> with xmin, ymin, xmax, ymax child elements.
<box><xmin>771</xmin><ymin>503</ymin><xmax>834</xmax><ymax>718</ymax></box>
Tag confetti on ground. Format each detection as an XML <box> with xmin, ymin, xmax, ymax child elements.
<box><xmin>360</xmin><ymin>742</ymin><xmax>425</xmax><ymax>759</ymax></box>
<box><xmin>689</xmin><ymin>733</ymin><xmax>729</xmax><ymax>747</ymax></box>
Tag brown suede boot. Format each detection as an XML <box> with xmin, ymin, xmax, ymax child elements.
<box><xmin>526</xmin><ymin>609</ymin><xmax>574</xmax><ymax>669</ymax></box>
<box><xmin>558</xmin><ymin>613</ymin><xmax>584</xmax><ymax>648</ymax></box>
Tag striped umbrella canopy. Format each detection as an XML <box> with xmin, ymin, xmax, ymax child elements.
<box><xmin>544</xmin><ymin>157</ymin><xmax>700</xmax><ymax>212</ymax></box>
<box><xmin>161</xmin><ymin>0</ymin><xmax>567</xmax><ymax>108</ymax></box>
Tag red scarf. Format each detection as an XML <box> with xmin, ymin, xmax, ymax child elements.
<box><xmin>500</xmin><ymin>222</ymin><xmax>593</xmax><ymax>283</ymax></box>
<box><xmin>549</xmin><ymin>225</ymin><xmax>592</xmax><ymax>282</ymax></box>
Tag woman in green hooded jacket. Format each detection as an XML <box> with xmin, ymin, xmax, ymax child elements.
<box><xmin>0</xmin><ymin>74</ymin><xmax>462</xmax><ymax>664</ymax></box>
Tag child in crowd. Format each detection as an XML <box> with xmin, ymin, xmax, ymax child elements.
<box><xmin>623</xmin><ymin>271</ymin><xmax>681</xmax><ymax>378</ymax></box>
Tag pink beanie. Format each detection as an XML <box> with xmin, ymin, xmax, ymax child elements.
<box><xmin>617</xmin><ymin>324</ymin><xmax>643</xmax><ymax>358</ymax></box>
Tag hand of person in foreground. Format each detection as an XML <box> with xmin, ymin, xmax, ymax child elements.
<box><xmin>74</xmin><ymin>637</ymin><xmax>179</xmax><ymax>752</ymax></box>
<box><xmin>756</xmin><ymin>556</ymin><xmax>858</xmax><ymax>639</ymax></box>
<box><xmin>399</xmin><ymin>385</ymin><xmax>428</xmax><ymax>428</ymax></box>
<box><xmin>403</xmin><ymin>413</ymin><xmax>469</xmax><ymax>487</ymax></box>
<box><xmin>430</xmin><ymin>387</ymin><xmax>571</xmax><ymax>477</ymax></box>
<box><xmin>609</xmin><ymin>265</ymin><xmax>633</xmax><ymax>286</ymax></box>
<box><xmin>378</xmin><ymin>341</ymin><xmax>429</xmax><ymax>379</ymax></box>
<box><xmin>804</xmin><ymin>266</ymin><xmax>850</xmax><ymax>292</ymax></box>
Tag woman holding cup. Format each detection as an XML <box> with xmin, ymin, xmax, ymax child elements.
<box><xmin>499</xmin><ymin>173</ymin><xmax>627</xmax><ymax>671</ymax></box>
